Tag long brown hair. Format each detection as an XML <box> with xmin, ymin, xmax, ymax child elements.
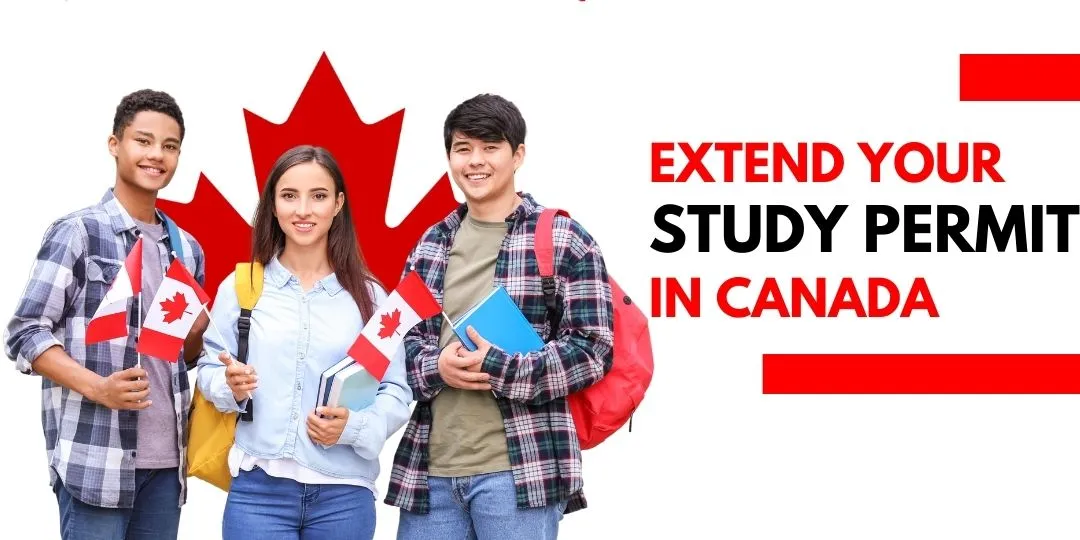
<box><xmin>250</xmin><ymin>145</ymin><xmax>376</xmax><ymax>322</ymax></box>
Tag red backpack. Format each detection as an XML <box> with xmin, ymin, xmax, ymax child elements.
<box><xmin>534</xmin><ymin>208</ymin><xmax>654</xmax><ymax>450</ymax></box>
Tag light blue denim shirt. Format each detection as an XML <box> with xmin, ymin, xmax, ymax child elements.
<box><xmin>197</xmin><ymin>257</ymin><xmax>412</xmax><ymax>484</ymax></box>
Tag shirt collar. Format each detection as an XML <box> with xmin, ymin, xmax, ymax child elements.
<box><xmin>266</xmin><ymin>256</ymin><xmax>345</xmax><ymax>296</ymax></box>
<box><xmin>438</xmin><ymin>191</ymin><xmax>542</xmax><ymax>236</ymax></box>
<box><xmin>507</xmin><ymin>192</ymin><xmax>541</xmax><ymax>222</ymax></box>
<box><xmin>99</xmin><ymin>187</ymin><xmax>172</xmax><ymax>239</ymax></box>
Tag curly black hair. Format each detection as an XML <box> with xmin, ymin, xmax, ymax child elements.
<box><xmin>112</xmin><ymin>89</ymin><xmax>185</xmax><ymax>142</ymax></box>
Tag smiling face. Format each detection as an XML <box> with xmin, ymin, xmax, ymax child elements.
<box><xmin>447</xmin><ymin>131</ymin><xmax>524</xmax><ymax>206</ymax></box>
<box><xmin>108</xmin><ymin>111</ymin><xmax>182</xmax><ymax>195</ymax></box>
<box><xmin>273</xmin><ymin>161</ymin><xmax>344</xmax><ymax>251</ymax></box>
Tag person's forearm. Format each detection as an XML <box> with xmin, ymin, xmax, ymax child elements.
<box><xmin>31</xmin><ymin>345</ymin><xmax>102</xmax><ymax>401</ymax></box>
<box><xmin>183</xmin><ymin>334</ymin><xmax>203</xmax><ymax>364</ymax></box>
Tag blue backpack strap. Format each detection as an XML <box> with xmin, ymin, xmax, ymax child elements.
<box><xmin>160</xmin><ymin>212</ymin><xmax>197</xmax><ymax>370</ymax></box>
<box><xmin>160</xmin><ymin>212</ymin><xmax>185</xmax><ymax>263</ymax></box>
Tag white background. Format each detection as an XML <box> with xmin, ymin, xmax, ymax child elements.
<box><xmin>3</xmin><ymin>0</ymin><xmax>1080</xmax><ymax>538</ymax></box>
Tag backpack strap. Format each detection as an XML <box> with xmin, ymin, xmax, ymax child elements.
<box><xmin>159</xmin><ymin>212</ymin><xmax>194</xmax><ymax>368</ymax></box>
<box><xmin>160</xmin><ymin>213</ymin><xmax>185</xmax><ymax>263</ymax></box>
<box><xmin>535</xmin><ymin>208</ymin><xmax>569</xmax><ymax>342</ymax></box>
<box><xmin>234</xmin><ymin>262</ymin><xmax>264</xmax><ymax>422</ymax></box>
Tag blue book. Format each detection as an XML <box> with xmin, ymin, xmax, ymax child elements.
<box><xmin>452</xmin><ymin>285</ymin><xmax>545</xmax><ymax>353</ymax></box>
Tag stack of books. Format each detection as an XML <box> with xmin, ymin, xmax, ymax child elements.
<box><xmin>316</xmin><ymin>357</ymin><xmax>379</xmax><ymax>412</ymax></box>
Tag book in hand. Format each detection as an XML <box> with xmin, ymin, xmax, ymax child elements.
<box><xmin>316</xmin><ymin>356</ymin><xmax>378</xmax><ymax>413</ymax></box>
<box><xmin>451</xmin><ymin>285</ymin><xmax>544</xmax><ymax>354</ymax></box>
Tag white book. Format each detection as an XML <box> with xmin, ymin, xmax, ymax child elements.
<box><xmin>325</xmin><ymin>362</ymin><xmax>379</xmax><ymax>411</ymax></box>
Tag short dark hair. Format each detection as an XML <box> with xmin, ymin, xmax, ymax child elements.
<box><xmin>112</xmin><ymin>89</ymin><xmax>185</xmax><ymax>141</ymax></box>
<box><xmin>443</xmin><ymin>94</ymin><xmax>526</xmax><ymax>155</ymax></box>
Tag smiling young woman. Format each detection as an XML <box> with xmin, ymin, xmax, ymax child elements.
<box><xmin>196</xmin><ymin>145</ymin><xmax>412</xmax><ymax>540</ymax></box>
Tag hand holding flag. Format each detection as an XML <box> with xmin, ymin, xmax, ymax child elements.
<box><xmin>220</xmin><ymin>351</ymin><xmax>258</xmax><ymax>402</ymax></box>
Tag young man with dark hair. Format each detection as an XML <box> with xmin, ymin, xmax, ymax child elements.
<box><xmin>386</xmin><ymin>93</ymin><xmax>615</xmax><ymax>539</ymax></box>
<box><xmin>4</xmin><ymin>89</ymin><xmax>207</xmax><ymax>540</ymax></box>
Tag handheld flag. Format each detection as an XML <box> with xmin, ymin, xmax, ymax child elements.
<box><xmin>347</xmin><ymin>271</ymin><xmax>441</xmax><ymax>380</ymax></box>
<box><xmin>86</xmin><ymin>237</ymin><xmax>143</xmax><ymax>344</ymax></box>
<box><xmin>137</xmin><ymin>259</ymin><xmax>210</xmax><ymax>362</ymax></box>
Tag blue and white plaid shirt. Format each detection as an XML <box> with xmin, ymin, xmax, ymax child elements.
<box><xmin>4</xmin><ymin>188</ymin><xmax>205</xmax><ymax>509</ymax></box>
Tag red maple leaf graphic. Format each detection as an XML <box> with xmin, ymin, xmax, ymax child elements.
<box><xmin>377</xmin><ymin>308</ymin><xmax>402</xmax><ymax>339</ymax></box>
<box><xmin>160</xmin><ymin>291</ymin><xmax>192</xmax><ymax>324</ymax></box>
<box><xmin>158</xmin><ymin>52</ymin><xmax>458</xmax><ymax>303</ymax></box>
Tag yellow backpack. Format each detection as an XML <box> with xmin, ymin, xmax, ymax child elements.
<box><xmin>186</xmin><ymin>262</ymin><xmax>263</xmax><ymax>491</ymax></box>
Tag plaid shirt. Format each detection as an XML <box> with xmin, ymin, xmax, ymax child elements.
<box><xmin>385</xmin><ymin>193</ymin><xmax>614</xmax><ymax>515</ymax></box>
<box><xmin>4</xmin><ymin>188</ymin><xmax>204</xmax><ymax>509</ymax></box>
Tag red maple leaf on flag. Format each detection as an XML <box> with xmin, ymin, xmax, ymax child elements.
<box><xmin>161</xmin><ymin>291</ymin><xmax>192</xmax><ymax>324</ymax></box>
<box><xmin>158</xmin><ymin>52</ymin><xmax>459</xmax><ymax>303</ymax></box>
<box><xmin>377</xmin><ymin>309</ymin><xmax>403</xmax><ymax>339</ymax></box>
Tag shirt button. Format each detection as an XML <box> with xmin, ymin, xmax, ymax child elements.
<box><xmin>291</xmin><ymin>412</ymin><xmax>298</xmax><ymax>420</ymax></box>
<box><xmin>296</xmin><ymin>383</ymin><xmax>302</xmax><ymax>391</ymax></box>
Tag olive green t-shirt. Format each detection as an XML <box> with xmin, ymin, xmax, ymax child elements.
<box><xmin>428</xmin><ymin>214</ymin><xmax>512</xmax><ymax>476</ymax></box>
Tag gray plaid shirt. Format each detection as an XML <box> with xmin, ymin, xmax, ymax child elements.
<box><xmin>4</xmin><ymin>188</ymin><xmax>204</xmax><ymax>509</ymax></box>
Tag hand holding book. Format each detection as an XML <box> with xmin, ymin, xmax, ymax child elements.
<box><xmin>448</xmin><ymin>286</ymin><xmax>544</xmax><ymax>355</ymax></box>
<box><xmin>436</xmin><ymin>338</ymin><xmax>491</xmax><ymax>391</ymax></box>
<box><xmin>463</xmin><ymin>326</ymin><xmax>492</xmax><ymax>356</ymax></box>
<box><xmin>307</xmin><ymin>407</ymin><xmax>348</xmax><ymax>446</ymax></box>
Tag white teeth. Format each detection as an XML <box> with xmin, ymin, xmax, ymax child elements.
<box><xmin>296</xmin><ymin>223</ymin><xmax>313</xmax><ymax>229</ymax></box>
<box><xmin>467</xmin><ymin>174</ymin><xmax>489</xmax><ymax>180</ymax></box>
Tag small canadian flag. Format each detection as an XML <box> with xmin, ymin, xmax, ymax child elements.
<box><xmin>136</xmin><ymin>258</ymin><xmax>210</xmax><ymax>362</ymax></box>
<box><xmin>348</xmin><ymin>270</ymin><xmax>441</xmax><ymax>380</ymax></box>
<box><xmin>86</xmin><ymin>237</ymin><xmax>143</xmax><ymax>344</ymax></box>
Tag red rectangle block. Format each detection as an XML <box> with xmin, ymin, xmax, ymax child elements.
<box><xmin>960</xmin><ymin>54</ymin><xmax>1080</xmax><ymax>101</ymax></box>
<box><xmin>762</xmin><ymin>354</ymin><xmax>1080</xmax><ymax>394</ymax></box>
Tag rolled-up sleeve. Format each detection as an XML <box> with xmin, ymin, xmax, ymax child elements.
<box><xmin>4</xmin><ymin>218</ymin><xmax>85</xmax><ymax>375</ymax></box>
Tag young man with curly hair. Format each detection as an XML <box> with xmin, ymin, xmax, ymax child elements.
<box><xmin>4</xmin><ymin>89</ymin><xmax>208</xmax><ymax>540</ymax></box>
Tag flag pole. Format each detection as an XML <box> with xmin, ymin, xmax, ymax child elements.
<box><xmin>166</xmin><ymin>249</ymin><xmax>254</xmax><ymax>401</ymax></box>
<box><xmin>137</xmin><ymin>296</ymin><xmax>142</xmax><ymax>369</ymax></box>
<box><xmin>136</xmin><ymin>234</ymin><xmax>143</xmax><ymax>370</ymax></box>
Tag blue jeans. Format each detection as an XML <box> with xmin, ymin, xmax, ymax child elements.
<box><xmin>222</xmin><ymin>466</ymin><xmax>376</xmax><ymax>540</ymax></box>
<box><xmin>53</xmin><ymin>467</ymin><xmax>181</xmax><ymax>540</ymax></box>
<box><xmin>397</xmin><ymin>471</ymin><xmax>567</xmax><ymax>540</ymax></box>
